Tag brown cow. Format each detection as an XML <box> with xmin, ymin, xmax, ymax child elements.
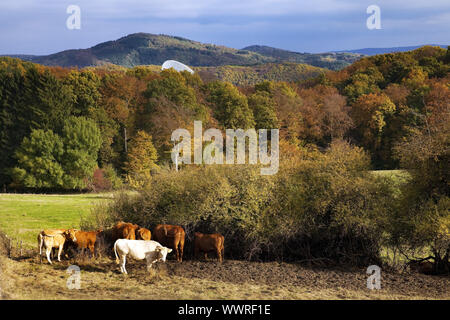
<box><xmin>70</xmin><ymin>230</ymin><xmax>102</xmax><ymax>258</ymax></box>
<box><xmin>194</xmin><ymin>232</ymin><xmax>224</xmax><ymax>263</ymax></box>
<box><xmin>112</xmin><ymin>221</ymin><xmax>139</xmax><ymax>241</ymax></box>
<box><xmin>136</xmin><ymin>227</ymin><xmax>152</xmax><ymax>240</ymax></box>
<box><xmin>152</xmin><ymin>224</ymin><xmax>185</xmax><ymax>262</ymax></box>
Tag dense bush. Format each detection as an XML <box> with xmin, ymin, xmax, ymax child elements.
<box><xmin>93</xmin><ymin>141</ymin><xmax>393</xmax><ymax>265</ymax></box>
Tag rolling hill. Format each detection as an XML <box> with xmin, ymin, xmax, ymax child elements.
<box><xmin>5</xmin><ymin>33</ymin><xmax>362</xmax><ymax>70</ymax></box>
<box><xmin>5</xmin><ymin>33</ymin><xmax>443</xmax><ymax>72</ymax></box>
<box><xmin>241</xmin><ymin>45</ymin><xmax>362</xmax><ymax>70</ymax></box>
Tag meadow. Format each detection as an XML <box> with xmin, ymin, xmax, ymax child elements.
<box><xmin>0</xmin><ymin>193</ymin><xmax>113</xmax><ymax>248</ymax></box>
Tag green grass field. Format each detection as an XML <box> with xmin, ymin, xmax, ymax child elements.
<box><xmin>0</xmin><ymin>193</ymin><xmax>113</xmax><ymax>248</ymax></box>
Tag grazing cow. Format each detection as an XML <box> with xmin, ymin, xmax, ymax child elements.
<box><xmin>70</xmin><ymin>230</ymin><xmax>102</xmax><ymax>258</ymax></box>
<box><xmin>136</xmin><ymin>227</ymin><xmax>152</xmax><ymax>241</ymax></box>
<box><xmin>152</xmin><ymin>224</ymin><xmax>185</xmax><ymax>262</ymax></box>
<box><xmin>112</xmin><ymin>221</ymin><xmax>139</xmax><ymax>241</ymax></box>
<box><xmin>194</xmin><ymin>232</ymin><xmax>225</xmax><ymax>262</ymax></box>
<box><xmin>37</xmin><ymin>229</ymin><xmax>77</xmax><ymax>264</ymax></box>
<box><xmin>113</xmin><ymin>239</ymin><xmax>172</xmax><ymax>274</ymax></box>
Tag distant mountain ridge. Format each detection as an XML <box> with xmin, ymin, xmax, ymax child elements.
<box><xmin>336</xmin><ymin>44</ymin><xmax>448</xmax><ymax>55</ymax></box>
<box><xmin>2</xmin><ymin>33</ymin><xmax>446</xmax><ymax>70</ymax></box>
<box><xmin>241</xmin><ymin>45</ymin><xmax>361</xmax><ymax>70</ymax></box>
<box><xmin>2</xmin><ymin>33</ymin><xmax>361</xmax><ymax>70</ymax></box>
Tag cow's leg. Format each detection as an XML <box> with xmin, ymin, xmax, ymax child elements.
<box><xmin>121</xmin><ymin>255</ymin><xmax>127</xmax><ymax>274</ymax></box>
<box><xmin>38</xmin><ymin>236</ymin><xmax>42</xmax><ymax>263</ymax></box>
<box><xmin>174</xmin><ymin>243</ymin><xmax>180</xmax><ymax>262</ymax></box>
<box><xmin>46</xmin><ymin>247</ymin><xmax>52</xmax><ymax>264</ymax></box>
<box><xmin>145</xmin><ymin>253</ymin><xmax>157</xmax><ymax>272</ymax></box>
<box><xmin>216</xmin><ymin>248</ymin><xmax>222</xmax><ymax>263</ymax></box>
<box><xmin>204</xmin><ymin>252</ymin><xmax>208</xmax><ymax>261</ymax></box>
<box><xmin>57</xmin><ymin>244</ymin><xmax>63</xmax><ymax>262</ymax></box>
<box><xmin>89</xmin><ymin>244</ymin><xmax>95</xmax><ymax>259</ymax></box>
<box><xmin>119</xmin><ymin>255</ymin><xmax>124</xmax><ymax>273</ymax></box>
<box><xmin>179</xmin><ymin>244</ymin><xmax>184</xmax><ymax>262</ymax></box>
<box><xmin>38</xmin><ymin>235</ymin><xmax>42</xmax><ymax>256</ymax></box>
<box><xmin>179</xmin><ymin>238</ymin><xmax>184</xmax><ymax>262</ymax></box>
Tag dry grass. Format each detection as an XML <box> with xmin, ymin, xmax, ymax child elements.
<box><xmin>1</xmin><ymin>254</ymin><xmax>448</xmax><ymax>300</ymax></box>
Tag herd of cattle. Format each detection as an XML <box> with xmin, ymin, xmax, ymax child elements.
<box><xmin>37</xmin><ymin>222</ymin><xmax>225</xmax><ymax>274</ymax></box>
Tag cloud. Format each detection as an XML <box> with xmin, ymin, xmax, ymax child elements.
<box><xmin>0</xmin><ymin>0</ymin><xmax>448</xmax><ymax>54</ymax></box>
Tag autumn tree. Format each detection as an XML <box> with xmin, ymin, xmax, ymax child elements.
<box><xmin>322</xmin><ymin>91</ymin><xmax>353</xmax><ymax>141</ymax></box>
<box><xmin>247</xmin><ymin>91</ymin><xmax>278</xmax><ymax>130</ymax></box>
<box><xmin>206</xmin><ymin>81</ymin><xmax>255</xmax><ymax>129</ymax></box>
<box><xmin>264</xmin><ymin>82</ymin><xmax>303</xmax><ymax>145</ymax></box>
<box><xmin>125</xmin><ymin>130</ymin><xmax>159</xmax><ymax>189</ymax></box>
<box><xmin>391</xmin><ymin>85</ymin><xmax>449</xmax><ymax>273</ymax></box>
<box><xmin>64</xmin><ymin>70</ymin><xmax>101</xmax><ymax>117</ymax></box>
<box><xmin>351</xmin><ymin>93</ymin><xmax>396</xmax><ymax>162</ymax></box>
<box><xmin>296</xmin><ymin>85</ymin><xmax>352</xmax><ymax>146</ymax></box>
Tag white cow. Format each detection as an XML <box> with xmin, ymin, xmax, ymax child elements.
<box><xmin>113</xmin><ymin>239</ymin><xmax>173</xmax><ymax>274</ymax></box>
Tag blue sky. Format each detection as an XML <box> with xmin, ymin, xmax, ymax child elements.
<box><xmin>0</xmin><ymin>0</ymin><xmax>448</xmax><ymax>55</ymax></box>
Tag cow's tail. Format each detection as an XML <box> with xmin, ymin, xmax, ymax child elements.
<box><xmin>114</xmin><ymin>241</ymin><xmax>120</xmax><ymax>264</ymax></box>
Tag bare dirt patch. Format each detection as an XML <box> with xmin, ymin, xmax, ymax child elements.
<box><xmin>164</xmin><ymin>260</ymin><xmax>449</xmax><ymax>299</ymax></box>
<box><xmin>1</xmin><ymin>251</ymin><xmax>448</xmax><ymax>300</ymax></box>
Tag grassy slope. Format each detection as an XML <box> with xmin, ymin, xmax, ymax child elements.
<box><xmin>0</xmin><ymin>193</ymin><xmax>112</xmax><ymax>248</ymax></box>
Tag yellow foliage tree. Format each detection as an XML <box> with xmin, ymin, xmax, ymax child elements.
<box><xmin>125</xmin><ymin>130</ymin><xmax>159</xmax><ymax>189</ymax></box>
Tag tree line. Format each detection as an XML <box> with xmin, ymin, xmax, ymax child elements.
<box><xmin>0</xmin><ymin>45</ymin><xmax>448</xmax><ymax>191</ymax></box>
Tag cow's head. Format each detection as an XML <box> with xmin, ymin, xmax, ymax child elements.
<box><xmin>155</xmin><ymin>246</ymin><xmax>172</xmax><ymax>262</ymax></box>
<box><xmin>64</xmin><ymin>229</ymin><xmax>77</xmax><ymax>243</ymax></box>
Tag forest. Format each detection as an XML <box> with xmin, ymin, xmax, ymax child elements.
<box><xmin>0</xmin><ymin>46</ymin><xmax>448</xmax><ymax>269</ymax></box>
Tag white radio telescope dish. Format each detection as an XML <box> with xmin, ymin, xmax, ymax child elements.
<box><xmin>161</xmin><ymin>60</ymin><xmax>194</xmax><ymax>74</ymax></box>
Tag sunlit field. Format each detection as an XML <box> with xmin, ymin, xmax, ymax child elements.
<box><xmin>0</xmin><ymin>193</ymin><xmax>113</xmax><ymax>248</ymax></box>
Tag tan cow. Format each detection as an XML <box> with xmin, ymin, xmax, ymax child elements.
<box><xmin>152</xmin><ymin>224</ymin><xmax>185</xmax><ymax>262</ymax></box>
<box><xmin>38</xmin><ymin>229</ymin><xmax>77</xmax><ymax>264</ymax></box>
<box><xmin>194</xmin><ymin>232</ymin><xmax>224</xmax><ymax>262</ymax></box>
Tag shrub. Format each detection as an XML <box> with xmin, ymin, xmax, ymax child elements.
<box><xmin>91</xmin><ymin>168</ymin><xmax>112</xmax><ymax>192</ymax></box>
<box><xmin>103</xmin><ymin>164</ymin><xmax>123</xmax><ymax>190</ymax></box>
<box><xmin>94</xmin><ymin>141</ymin><xmax>393</xmax><ymax>265</ymax></box>
<box><xmin>89</xmin><ymin>165</ymin><xmax>123</xmax><ymax>192</ymax></box>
